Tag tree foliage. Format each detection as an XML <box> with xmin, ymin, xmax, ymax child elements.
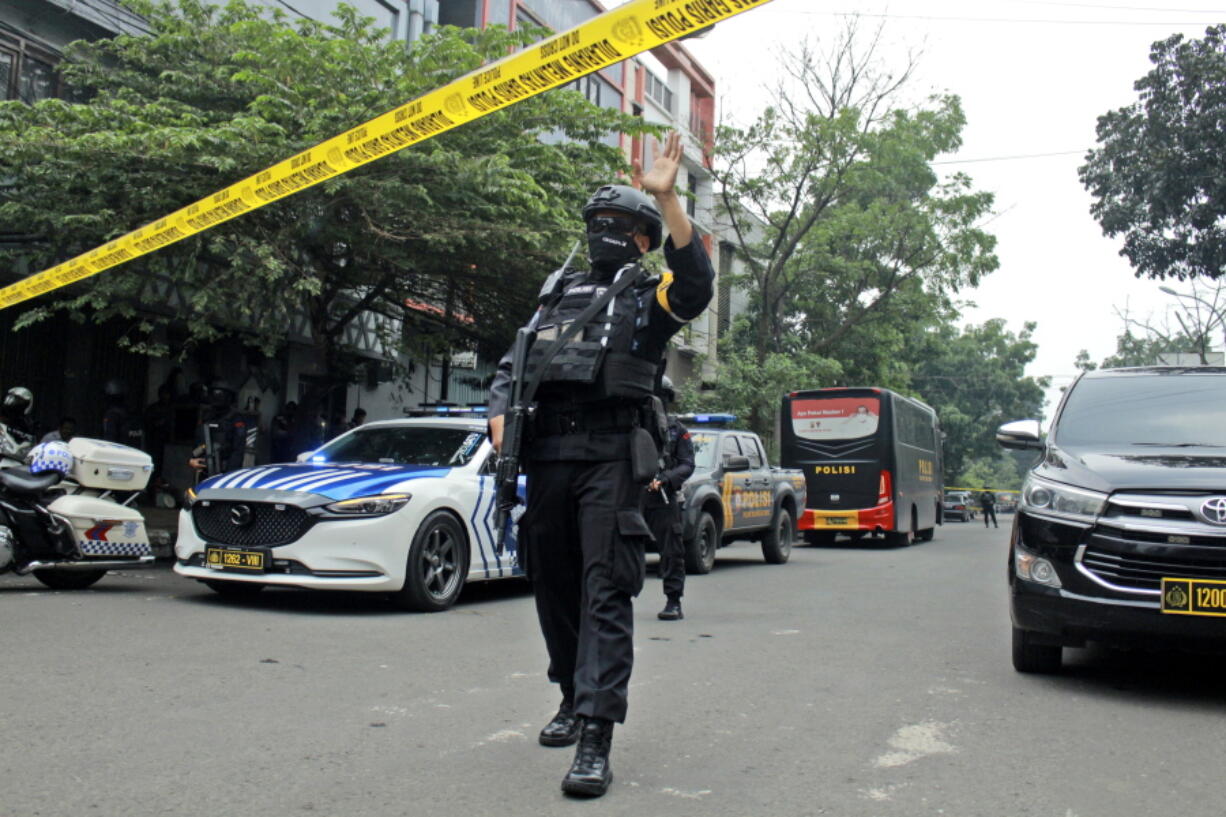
<box><xmin>910</xmin><ymin>319</ymin><xmax>1049</xmax><ymax>480</ymax></box>
<box><xmin>1080</xmin><ymin>25</ymin><xmax>1226</xmax><ymax>281</ymax></box>
<box><xmin>0</xmin><ymin>0</ymin><xmax>643</xmax><ymax>373</ymax></box>
<box><xmin>705</xmin><ymin>24</ymin><xmax>998</xmax><ymax>436</ymax></box>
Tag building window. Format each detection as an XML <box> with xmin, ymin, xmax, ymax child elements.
<box><xmin>645</xmin><ymin>71</ymin><xmax>673</xmax><ymax>113</ymax></box>
<box><xmin>1</xmin><ymin>33</ymin><xmax>62</xmax><ymax>103</ymax></box>
<box><xmin>686</xmin><ymin>172</ymin><xmax>698</xmax><ymax>218</ymax></box>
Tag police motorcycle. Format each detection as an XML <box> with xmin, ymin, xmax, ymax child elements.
<box><xmin>0</xmin><ymin>438</ymin><xmax>155</xmax><ymax>590</ymax></box>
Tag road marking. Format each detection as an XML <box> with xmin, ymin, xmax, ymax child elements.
<box><xmin>661</xmin><ymin>788</ymin><xmax>712</xmax><ymax>799</ymax></box>
<box><xmin>873</xmin><ymin>721</ymin><xmax>956</xmax><ymax>768</ymax></box>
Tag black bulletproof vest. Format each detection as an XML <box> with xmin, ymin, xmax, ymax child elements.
<box><xmin>527</xmin><ymin>265</ymin><xmax>659</xmax><ymax>404</ymax></box>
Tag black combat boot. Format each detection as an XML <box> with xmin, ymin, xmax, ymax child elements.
<box><xmin>539</xmin><ymin>700</ymin><xmax>581</xmax><ymax>747</ymax></box>
<box><xmin>658</xmin><ymin>597</ymin><xmax>683</xmax><ymax>620</ymax></box>
<box><xmin>561</xmin><ymin>717</ymin><xmax>613</xmax><ymax>797</ymax></box>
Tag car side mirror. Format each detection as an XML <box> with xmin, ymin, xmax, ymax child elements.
<box><xmin>996</xmin><ymin>419</ymin><xmax>1043</xmax><ymax>451</ymax></box>
<box><xmin>723</xmin><ymin>454</ymin><xmax>751</xmax><ymax>471</ymax></box>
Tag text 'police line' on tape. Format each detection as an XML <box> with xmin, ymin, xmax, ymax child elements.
<box><xmin>0</xmin><ymin>0</ymin><xmax>775</xmax><ymax>310</ymax></box>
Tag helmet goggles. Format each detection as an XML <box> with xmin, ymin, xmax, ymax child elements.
<box><xmin>585</xmin><ymin>215</ymin><xmax>642</xmax><ymax>236</ymax></box>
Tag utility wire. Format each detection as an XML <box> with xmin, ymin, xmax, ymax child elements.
<box><xmin>933</xmin><ymin>150</ymin><xmax>1085</xmax><ymax>165</ymax></box>
<box><xmin>1005</xmin><ymin>0</ymin><xmax>1226</xmax><ymax>14</ymax></box>
<box><xmin>830</xmin><ymin>11</ymin><xmax>1221</xmax><ymax>25</ymax></box>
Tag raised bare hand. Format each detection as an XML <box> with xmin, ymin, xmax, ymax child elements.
<box><xmin>632</xmin><ymin>131</ymin><xmax>683</xmax><ymax>196</ymax></box>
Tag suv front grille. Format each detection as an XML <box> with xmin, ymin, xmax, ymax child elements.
<box><xmin>1076</xmin><ymin>491</ymin><xmax>1226</xmax><ymax>593</ymax></box>
<box><xmin>192</xmin><ymin>501</ymin><xmax>313</xmax><ymax>546</ymax></box>
<box><xmin>1080</xmin><ymin>543</ymin><xmax>1226</xmax><ymax>592</ymax></box>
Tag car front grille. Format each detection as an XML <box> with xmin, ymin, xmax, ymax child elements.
<box><xmin>1080</xmin><ymin>541</ymin><xmax>1226</xmax><ymax>592</ymax></box>
<box><xmin>192</xmin><ymin>501</ymin><xmax>313</xmax><ymax>547</ymax></box>
<box><xmin>1076</xmin><ymin>491</ymin><xmax>1226</xmax><ymax>594</ymax></box>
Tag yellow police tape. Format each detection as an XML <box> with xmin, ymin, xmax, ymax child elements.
<box><xmin>0</xmin><ymin>0</ymin><xmax>775</xmax><ymax>310</ymax></box>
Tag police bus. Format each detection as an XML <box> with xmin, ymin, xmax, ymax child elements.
<box><xmin>780</xmin><ymin>387</ymin><xmax>942</xmax><ymax>546</ymax></box>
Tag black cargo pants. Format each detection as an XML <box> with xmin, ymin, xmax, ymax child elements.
<box><xmin>519</xmin><ymin>457</ymin><xmax>651</xmax><ymax>724</ymax></box>
<box><xmin>644</xmin><ymin>491</ymin><xmax>685</xmax><ymax>601</ymax></box>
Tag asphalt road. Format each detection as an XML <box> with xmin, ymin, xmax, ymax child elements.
<box><xmin>3</xmin><ymin>518</ymin><xmax>1226</xmax><ymax>817</ymax></box>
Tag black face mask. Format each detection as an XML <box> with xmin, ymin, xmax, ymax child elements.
<box><xmin>587</xmin><ymin>230</ymin><xmax>642</xmax><ymax>276</ymax></box>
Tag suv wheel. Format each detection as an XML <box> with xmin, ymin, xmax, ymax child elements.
<box><xmin>1011</xmin><ymin>626</ymin><xmax>1062</xmax><ymax>673</ymax></box>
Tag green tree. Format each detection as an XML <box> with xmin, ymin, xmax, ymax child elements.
<box><xmin>957</xmin><ymin>453</ymin><xmax>1022</xmax><ymax>492</ymax></box>
<box><xmin>911</xmin><ymin>319</ymin><xmax>1049</xmax><ymax>481</ymax></box>
<box><xmin>708</xmin><ymin>25</ymin><xmax>997</xmax><ymax>437</ymax></box>
<box><xmin>0</xmin><ymin>0</ymin><xmax>642</xmax><ymax>388</ymax></box>
<box><xmin>1079</xmin><ymin>25</ymin><xmax>1226</xmax><ymax>281</ymax></box>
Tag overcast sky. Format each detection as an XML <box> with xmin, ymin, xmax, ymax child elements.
<box><xmin>641</xmin><ymin>0</ymin><xmax>1221</xmax><ymax>415</ymax></box>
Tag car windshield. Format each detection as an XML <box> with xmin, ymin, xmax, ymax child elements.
<box><xmin>312</xmin><ymin>426</ymin><xmax>486</xmax><ymax>467</ymax></box>
<box><xmin>690</xmin><ymin>432</ymin><xmax>719</xmax><ymax>469</ymax></box>
<box><xmin>1056</xmin><ymin>373</ymin><xmax>1226</xmax><ymax>448</ymax></box>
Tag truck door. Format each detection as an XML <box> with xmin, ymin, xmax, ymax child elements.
<box><xmin>737</xmin><ymin>433</ymin><xmax>773</xmax><ymax>526</ymax></box>
<box><xmin>719</xmin><ymin>434</ymin><xmax>751</xmax><ymax>531</ymax></box>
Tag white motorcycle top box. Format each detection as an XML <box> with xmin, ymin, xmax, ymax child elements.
<box><xmin>67</xmin><ymin>437</ymin><xmax>153</xmax><ymax>491</ymax></box>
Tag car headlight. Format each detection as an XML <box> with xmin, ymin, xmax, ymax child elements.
<box><xmin>323</xmin><ymin>494</ymin><xmax>411</xmax><ymax>517</ymax></box>
<box><xmin>1021</xmin><ymin>475</ymin><xmax>1105</xmax><ymax>525</ymax></box>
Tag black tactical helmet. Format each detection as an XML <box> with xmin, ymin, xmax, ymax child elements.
<box><xmin>658</xmin><ymin>375</ymin><xmax>676</xmax><ymax>404</ymax></box>
<box><xmin>208</xmin><ymin>381</ymin><xmax>237</xmax><ymax>409</ymax></box>
<box><xmin>3</xmin><ymin>386</ymin><xmax>32</xmax><ymax>416</ymax></box>
<box><xmin>582</xmin><ymin>185</ymin><xmax>663</xmax><ymax>251</ymax></box>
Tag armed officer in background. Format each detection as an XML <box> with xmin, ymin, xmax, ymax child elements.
<box><xmin>643</xmin><ymin>376</ymin><xmax>694</xmax><ymax>621</ymax></box>
<box><xmin>188</xmin><ymin>382</ymin><xmax>248</xmax><ymax>480</ymax></box>
<box><xmin>488</xmin><ymin>132</ymin><xmax>713</xmax><ymax>798</ymax></box>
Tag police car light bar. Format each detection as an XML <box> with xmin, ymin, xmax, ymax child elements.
<box><xmin>679</xmin><ymin>412</ymin><xmax>738</xmax><ymax>426</ymax></box>
<box><xmin>405</xmin><ymin>405</ymin><xmax>490</xmax><ymax>417</ymax></box>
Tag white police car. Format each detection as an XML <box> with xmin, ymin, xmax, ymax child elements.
<box><xmin>173</xmin><ymin>415</ymin><xmax>520</xmax><ymax>611</ymax></box>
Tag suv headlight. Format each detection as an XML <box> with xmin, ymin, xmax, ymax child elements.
<box><xmin>1021</xmin><ymin>475</ymin><xmax>1105</xmax><ymax>525</ymax></box>
<box><xmin>323</xmin><ymin>494</ymin><xmax>411</xmax><ymax>517</ymax></box>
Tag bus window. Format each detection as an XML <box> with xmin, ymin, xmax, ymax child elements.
<box><xmin>790</xmin><ymin>396</ymin><xmax>880</xmax><ymax>441</ymax></box>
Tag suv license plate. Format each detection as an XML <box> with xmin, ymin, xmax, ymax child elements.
<box><xmin>205</xmin><ymin>546</ymin><xmax>266</xmax><ymax>572</ymax></box>
<box><xmin>1161</xmin><ymin>578</ymin><xmax>1226</xmax><ymax>617</ymax></box>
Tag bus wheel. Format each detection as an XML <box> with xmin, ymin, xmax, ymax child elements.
<box><xmin>886</xmin><ymin>511</ymin><xmax>916</xmax><ymax>547</ymax></box>
<box><xmin>916</xmin><ymin>527</ymin><xmax>935</xmax><ymax>542</ymax></box>
<box><xmin>761</xmin><ymin>507</ymin><xmax>793</xmax><ymax>564</ymax></box>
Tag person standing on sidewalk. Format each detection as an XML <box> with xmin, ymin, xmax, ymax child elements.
<box><xmin>644</xmin><ymin>377</ymin><xmax>694</xmax><ymax>621</ymax></box>
<box><xmin>979</xmin><ymin>487</ymin><xmax>998</xmax><ymax>529</ymax></box>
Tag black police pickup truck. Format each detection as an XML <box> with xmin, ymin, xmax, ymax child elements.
<box><xmin>999</xmin><ymin>366</ymin><xmax>1226</xmax><ymax>673</ymax></box>
<box><xmin>675</xmin><ymin>414</ymin><xmax>807</xmax><ymax>574</ymax></box>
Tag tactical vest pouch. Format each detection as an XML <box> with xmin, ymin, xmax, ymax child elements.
<box><xmin>629</xmin><ymin>427</ymin><xmax>659</xmax><ymax>484</ymax></box>
<box><xmin>598</xmin><ymin>353</ymin><xmax>658</xmax><ymax>400</ymax></box>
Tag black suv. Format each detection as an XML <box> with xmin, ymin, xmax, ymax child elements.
<box><xmin>999</xmin><ymin>366</ymin><xmax>1226</xmax><ymax>673</ymax></box>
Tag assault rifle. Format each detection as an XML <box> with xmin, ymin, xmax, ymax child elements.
<box><xmin>494</xmin><ymin>326</ymin><xmax>534</xmax><ymax>555</ymax></box>
<box><xmin>492</xmin><ymin>246</ymin><xmax>642</xmax><ymax>555</ymax></box>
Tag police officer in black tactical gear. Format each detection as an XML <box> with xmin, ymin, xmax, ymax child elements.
<box><xmin>488</xmin><ymin>132</ymin><xmax>713</xmax><ymax>799</ymax></box>
<box><xmin>644</xmin><ymin>376</ymin><xmax>694</xmax><ymax>621</ymax></box>
<box><xmin>188</xmin><ymin>381</ymin><xmax>248</xmax><ymax>479</ymax></box>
